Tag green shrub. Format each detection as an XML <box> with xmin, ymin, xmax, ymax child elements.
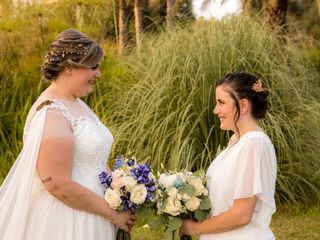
<box><xmin>107</xmin><ymin>17</ymin><xmax>320</xmax><ymax>205</ymax></box>
<box><xmin>0</xmin><ymin>6</ymin><xmax>319</xmax><ymax>206</ymax></box>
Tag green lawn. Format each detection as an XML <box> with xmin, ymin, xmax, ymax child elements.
<box><xmin>270</xmin><ymin>206</ymin><xmax>320</xmax><ymax>240</ymax></box>
<box><xmin>130</xmin><ymin>206</ymin><xmax>320</xmax><ymax>240</ymax></box>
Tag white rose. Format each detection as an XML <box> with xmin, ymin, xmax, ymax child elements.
<box><xmin>176</xmin><ymin>172</ymin><xmax>187</xmax><ymax>183</ymax></box>
<box><xmin>167</xmin><ymin>187</ymin><xmax>178</xmax><ymax>197</ymax></box>
<box><xmin>111</xmin><ymin>177</ymin><xmax>123</xmax><ymax>190</ymax></box>
<box><xmin>185</xmin><ymin>196</ymin><xmax>201</xmax><ymax>212</ymax></box>
<box><xmin>162</xmin><ymin>196</ymin><xmax>182</xmax><ymax>216</ymax></box>
<box><xmin>130</xmin><ymin>184</ymin><xmax>148</xmax><ymax>205</ymax></box>
<box><xmin>104</xmin><ymin>189</ymin><xmax>121</xmax><ymax>210</ymax></box>
<box><xmin>203</xmin><ymin>188</ymin><xmax>208</xmax><ymax>196</ymax></box>
<box><xmin>122</xmin><ymin>176</ymin><xmax>137</xmax><ymax>189</ymax></box>
<box><xmin>112</xmin><ymin>169</ymin><xmax>123</xmax><ymax>178</ymax></box>
<box><xmin>188</xmin><ymin>177</ymin><xmax>205</xmax><ymax>196</ymax></box>
<box><xmin>158</xmin><ymin>174</ymin><xmax>177</xmax><ymax>189</ymax></box>
<box><xmin>176</xmin><ymin>193</ymin><xmax>182</xmax><ymax>200</ymax></box>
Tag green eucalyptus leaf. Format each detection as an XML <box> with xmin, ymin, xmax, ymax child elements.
<box><xmin>167</xmin><ymin>217</ymin><xmax>182</xmax><ymax>231</ymax></box>
<box><xmin>179</xmin><ymin>184</ymin><xmax>196</xmax><ymax>196</ymax></box>
<box><xmin>199</xmin><ymin>197</ymin><xmax>211</xmax><ymax>210</ymax></box>
<box><xmin>147</xmin><ymin>215</ymin><xmax>166</xmax><ymax>229</ymax></box>
<box><xmin>136</xmin><ymin>205</ymin><xmax>155</xmax><ymax>219</ymax></box>
<box><xmin>195</xmin><ymin>209</ymin><xmax>207</xmax><ymax>222</ymax></box>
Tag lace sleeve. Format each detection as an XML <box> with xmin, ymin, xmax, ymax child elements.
<box><xmin>41</xmin><ymin>108</ymin><xmax>74</xmax><ymax>141</ymax></box>
<box><xmin>23</xmin><ymin>100</ymin><xmax>76</xmax><ymax>143</ymax></box>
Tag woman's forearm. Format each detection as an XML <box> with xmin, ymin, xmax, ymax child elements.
<box><xmin>44</xmin><ymin>177</ymin><xmax>117</xmax><ymax>221</ymax></box>
<box><xmin>194</xmin><ymin>207</ymin><xmax>249</xmax><ymax>235</ymax></box>
<box><xmin>185</xmin><ymin>197</ymin><xmax>257</xmax><ymax>236</ymax></box>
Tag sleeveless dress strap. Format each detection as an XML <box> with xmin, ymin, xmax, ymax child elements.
<box><xmin>24</xmin><ymin>99</ymin><xmax>78</xmax><ymax>142</ymax></box>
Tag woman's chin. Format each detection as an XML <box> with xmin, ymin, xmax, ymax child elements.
<box><xmin>79</xmin><ymin>88</ymin><xmax>93</xmax><ymax>97</ymax></box>
<box><xmin>220</xmin><ymin>124</ymin><xmax>232</xmax><ymax>131</ymax></box>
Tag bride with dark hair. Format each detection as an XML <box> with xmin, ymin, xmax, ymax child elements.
<box><xmin>180</xmin><ymin>72</ymin><xmax>277</xmax><ymax>240</ymax></box>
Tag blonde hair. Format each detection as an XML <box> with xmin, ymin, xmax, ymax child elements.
<box><xmin>41</xmin><ymin>29</ymin><xmax>103</xmax><ymax>81</ymax></box>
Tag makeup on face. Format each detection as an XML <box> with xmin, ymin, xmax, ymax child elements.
<box><xmin>213</xmin><ymin>86</ymin><xmax>237</xmax><ymax>131</ymax></box>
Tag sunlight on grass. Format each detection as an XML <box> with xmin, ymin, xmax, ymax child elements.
<box><xmin>271</xmin><ymin>206</ymin><xmax>320</xmax><ymax>240</ymax></box>
<box><xmin>131</xmin><ymin>206</ymin><xmax>320</xmax><ymax>240</ymax></box>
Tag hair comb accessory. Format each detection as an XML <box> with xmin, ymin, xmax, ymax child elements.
<box><xmin>252</xmin><ymin>79</ymin><xmax>264</xmax><ymax>92</ymax></box>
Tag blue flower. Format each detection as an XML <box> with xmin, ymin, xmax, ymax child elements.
<box><xmin>113</xmin><ymin>156</ymin><xmax>125</xmax><ymax>170</ymax></box>
<box><xmin>174</xmin><ymin>177</ymin><xmax>185</xmax><ymax>189</ymax></box>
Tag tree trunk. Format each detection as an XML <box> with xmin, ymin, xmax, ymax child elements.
<box><xmin>134</xmin><ymin>0</ymin><xmax>143</xmax><ymax>53</ymax></box>
<box><xmin>317</xmin><ymin>0</ymin><xmax>320</xmax><ymax>16</ymax></box>
<box><xmin>243</xmin><ymin>0</ymin><xmax>264</xmax><ymax>14</ymax></box>
<box><xmin>266</xmin><ymin>0</ymin><xmax>288</xmax><ymax>31</ymax></box>
<box><xmin>166</xmin><ymin>0</ymin><xmax>174</xmax><ymax>32</ymax></box>
<box><xmin>118</xmin><ymin>0</ymin><xmax>127</xmax><ymax>55</ymax></box>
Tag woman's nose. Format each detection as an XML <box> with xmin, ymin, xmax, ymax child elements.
<box><xmin>213</xmin><ymin>105</ymin><xmax>218</xmax><ymax>115</ymax></box>
<box><xmin>95</xmin><ymin>69</ymin><xmax>101</xmax><ymax>78</ymax></box>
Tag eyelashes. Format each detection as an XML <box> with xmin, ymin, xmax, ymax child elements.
<box><xmin>90</xmin><ymin>64</ymin><xmax>100</xmax><ymax>70</ymax></box>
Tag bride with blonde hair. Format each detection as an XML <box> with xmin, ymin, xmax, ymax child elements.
<box><xmin>0</xmin><ymin>29</ymin><xmax>135</xmax><ymax>240</ymax></box>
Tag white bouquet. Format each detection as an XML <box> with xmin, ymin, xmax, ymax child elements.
<box><xmin>155</xmin><ymin>170</ymin><xmax>211</xmax><ymax>240</ymax></box>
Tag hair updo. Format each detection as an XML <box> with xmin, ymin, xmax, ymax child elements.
<box><xmin>41</xmin><ymin>29</ymin><xmax>104</xmax><ymax>81</ymax></box>
<box><xmin>216</xmin><ymin>71</ymin><xmax>269</xmax><ymax>120</ymax></box>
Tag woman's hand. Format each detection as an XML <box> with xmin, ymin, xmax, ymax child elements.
<box><xmin>180</xmin><ymin>219</ymin><xmax>199</xmax><ymax>236</ymax></box>
<box><xmin>111</xmin><ymin>210</ymin><xmax>136</xmax><ymax>232</ymax></box>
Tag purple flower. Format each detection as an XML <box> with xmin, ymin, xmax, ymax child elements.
<box><xmin>99</xmin><ymin>155</ymin><xmax>157</xmax><ymax>213</ymax></box>
<box><xmin>123</xmin><ymin>199</ymin><xmax>137</xmax><ymax>211</ymax></box>
<box><xmin>146</xmin><ymin>191</ymin><xmax>154</xmax><ymax>202</ymax></box>
<box><xmin>99</xmin><ymin>171</ymin><xmax>112</xmax><ymax>189</ymax></box>
<box><xmin>130</xmin><ymin>163</ymin><xmax>152</xmax><ymax>184</ymax></box>
<box><xmin>127</xmin><ymin>158</ymin><xmax>135</xmax><ymax>166</ymax></box>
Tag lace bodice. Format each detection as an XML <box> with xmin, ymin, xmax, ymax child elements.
<box><xmin>25</xmin><ymin>97</ymin><xmax>113</xmax><ymax>195</ymax></box>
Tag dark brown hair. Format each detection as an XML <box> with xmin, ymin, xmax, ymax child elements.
<box><xmin>216</xmin><ymin>71</ymin><xmax>269</xmax><ymax>121</ymax></box>
<box><xmin>41</xmin><ymin>29</ymin><xmax>103</xmax><ymax>81</ymax></box>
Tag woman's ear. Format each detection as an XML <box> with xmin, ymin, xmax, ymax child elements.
<box><xmin>64</xmin><ymin>63</ymin><xmax>73</xmax><ymax>75</ymax></box>
<box><xmin>240</xmin><ymin>99</ymin><xmax>250</xmax><ymax>115</ymax></box>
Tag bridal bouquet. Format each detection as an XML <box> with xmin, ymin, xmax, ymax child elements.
<box><xmin>99</xmin><ymin>155</ymin><xmax>157</xmax><ymax>240</ymax></box>
<box><xmin>155</xmin><ymin>170</ymin><xmax>211</xmax><ymax>240</ymax></box>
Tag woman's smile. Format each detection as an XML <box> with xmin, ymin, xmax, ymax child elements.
<box><xmin>88</xmin><ymin>79</ymin><xmax>96</xmax><ymax>86</ymax></box>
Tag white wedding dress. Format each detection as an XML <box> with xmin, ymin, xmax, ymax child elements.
<box><xmin>0</xmin><ymin>97</ymin><xmax>116</xmax><ymax>240</ymax></box>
